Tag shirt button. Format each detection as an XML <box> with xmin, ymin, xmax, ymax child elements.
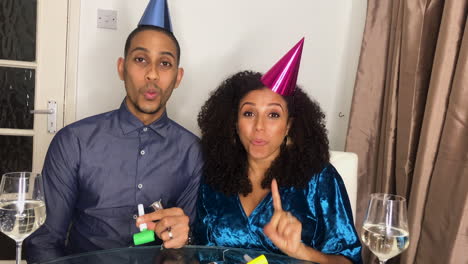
<box><xmin>137</xmin><ymin>184</ymin><xmax>143</xmax><ymax>189</ymax></box>
<box><xmin>133</xmin><ymin>214</ymin><xmax>138</xmax><ymax>220</ymax></box>
<box><xmin>140</xmin><ymin>150</ymin><xmax>146</xmax><ymax>155</ymax></box>
<box><xmin>143</xmin><ymin>127</ymin><xmax>148</xmax><ymax>132</ymax></box>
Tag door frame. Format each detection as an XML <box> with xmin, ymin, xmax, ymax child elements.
<box><xmin>63</xmin><ymin>0</ymin><xmax>80</xmax><ymax>126</ymax></box>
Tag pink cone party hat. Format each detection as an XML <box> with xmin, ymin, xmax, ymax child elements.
<box><xmin>138</xmin><ymin>0</ymin><xmax>173</xmax><ymax>32</ymax></box>
<box><xmin>261</xmin><ymin>38</ymin><xmax>305</xmax><ymax>96</ymax></box>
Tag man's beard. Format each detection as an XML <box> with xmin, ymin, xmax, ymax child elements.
<box><xmin>125</xmin><ymin>78</ymin><xmax>164</xmax><ymax>115</ymax></box>
<box><xmin>134</xmin><ymin>102</ymin><xmax>161</xmax><ymax>115</ymax></box>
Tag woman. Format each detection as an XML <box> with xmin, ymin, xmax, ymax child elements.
<box><xmin>193</xmin><ymin>70</ymin><xmax>362</xmax><ymax>264</ymax></box>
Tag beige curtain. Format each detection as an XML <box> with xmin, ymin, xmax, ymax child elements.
<box><xmin>346</xmin><ymin>0</ymin><xmax>468</xmax><ymax>263</ymax></box>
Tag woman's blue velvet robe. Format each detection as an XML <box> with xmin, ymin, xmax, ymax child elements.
<box><xmin>193</xmin><ymin>164</ymin><xmax>362</xmax><ymax>264</ymax></box>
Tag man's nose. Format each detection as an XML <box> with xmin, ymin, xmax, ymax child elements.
<box><xmin>145</xmin><ymin>65</ymin><xmax>159</xmax><ymax>81</ymax></box>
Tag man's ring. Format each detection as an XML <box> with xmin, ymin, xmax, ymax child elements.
<box><xmin>168</xmin><ymin>230</ymin><xmax>173</xmax><ymax>239</ymax></box>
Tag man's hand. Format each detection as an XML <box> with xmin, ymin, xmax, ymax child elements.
<box><xmin>136</xmin><ymin>207</ymin><xmax>189</xmax><ymax>248</ymax></box>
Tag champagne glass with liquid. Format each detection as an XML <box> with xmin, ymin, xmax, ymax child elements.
<box><xmin>0</xmin><ymin>172</ymin><xmax>46</xmax><ymax>264</ymax></box>
<box><xmin>361</xmin><ymin>193</ymin><xmax>409</xmax><ymax>264</ymax></box>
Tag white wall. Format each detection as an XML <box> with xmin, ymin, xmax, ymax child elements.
<box><xmin>76</xmin><ymin>0</ymin><xmax>367</xmax><ymax>150</ymax></box>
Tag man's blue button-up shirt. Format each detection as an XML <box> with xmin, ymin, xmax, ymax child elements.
<box><xmin>25</xmin><ymin>101</ymin><xmax>203</xmax><ymax>263</ymax></box>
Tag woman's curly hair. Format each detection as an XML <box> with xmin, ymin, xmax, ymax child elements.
<box><xmin>197</xmin><ymin>70</ymin><xmax>330</xmax><ymax>196</ymax></box>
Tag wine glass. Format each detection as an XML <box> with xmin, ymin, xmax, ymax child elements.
<box><xmin>0</xmin><ymin>172</ymin><xmax>46</xmax><ymax>264</ymax></box>
<box><xmin>361</xmin><ymin>193</ymin><xmax>410</xmax><ymax>264</ymax></box>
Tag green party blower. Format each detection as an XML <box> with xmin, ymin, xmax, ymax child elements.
<box><xmin>133</xmin><ymin>204</ymin><xmax>155</xmax><ymax>245</ymax></box>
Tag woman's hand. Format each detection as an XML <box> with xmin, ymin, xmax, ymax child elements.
<box><xmin>263</xmin><ymin>179</ymin><xmax>303</xmax><ymax>256</ymax></box>
<box><xmin>264</xmin><ymin>179</ymin><xmax>353</xmax><ymax>264</ymax></box>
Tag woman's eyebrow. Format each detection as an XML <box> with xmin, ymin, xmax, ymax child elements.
<box><xmin>239</xmin><ymin>102</ymin><xmax>255</xmax><ymax>108</ymax></box>
<box><xmin>267</xmin><ymin>103</ymin><xmax>284</xmax><ymax>110</ymax></box>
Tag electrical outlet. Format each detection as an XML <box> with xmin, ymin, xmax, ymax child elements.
<box><xmin>97</xmin><ymin>9</ymin><xmax>117</xmax><ymax>30</ymax></box>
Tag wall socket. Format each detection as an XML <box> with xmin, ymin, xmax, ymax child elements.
<box><xmin>97</xmin><ymin>9</ymin><xmax>117</xmax><ymax>30</ymax></box>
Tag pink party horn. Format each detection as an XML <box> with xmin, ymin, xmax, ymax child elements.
<box><xmin>261</xmin><ymin>38</ymin><xmax>305</xmax><ymax>96</ymax></box>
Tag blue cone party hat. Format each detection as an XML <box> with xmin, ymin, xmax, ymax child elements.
<box><xmin>138</xmin><ymin>0</ymin><xmax>173</xmax><ymax>32</ymax></box>
<box><xmin>261</xmin><ymin>38</ymin><xmax>305</xmax><ymax>96</ymax></box>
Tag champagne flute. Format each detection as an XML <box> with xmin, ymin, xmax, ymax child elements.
<box><xmin>0</xmin><ymin>172</ymin><xmax>46</xmax><ymax>264</ymax></box>
<box><xmin>361</xmin><ymin>193</ymin><xmax>409</xmax><ymax>264</ymax></box>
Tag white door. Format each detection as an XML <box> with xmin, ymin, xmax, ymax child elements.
<box><xmin>0</xmin><ymin>0</ymin><xmax>68</xmax><ymax>259</ymax></box>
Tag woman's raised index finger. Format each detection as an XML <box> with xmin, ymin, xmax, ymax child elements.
<box><xmin>271</xmin><ymin>178</ymin><xmax>283</xmax><ymax>211</ymax></box>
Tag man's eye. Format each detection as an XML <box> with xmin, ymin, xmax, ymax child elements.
<box><xmin>160</xmin><ymin>61</ymin><xmax>172</xmax><ymax>67</ymax></box>
<box><xmin>242</xmin><ymin>111</ymin><xmax>254</xmax><ymax>117</ymax></box>
<box><xmin>135</xmin><ymin>57</ymin><xmax>146</xmax><ymax>63</ymax></box>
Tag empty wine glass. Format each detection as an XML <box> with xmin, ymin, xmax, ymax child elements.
<box><xmin>361</xmin><ymin>193</ymin><xmax>409</xmax><ymax>264</ymax></box>
<box><xmin>0</xmin><ymin>172</ymin><xmax>46</xmax><ymax>264</ymax></box>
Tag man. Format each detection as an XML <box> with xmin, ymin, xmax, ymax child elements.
<box><xmin>25</xmin><ymin>1</ymin><xmax>201</xmax><ymax>262</ymax></box>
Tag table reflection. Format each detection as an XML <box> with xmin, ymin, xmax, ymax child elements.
<box><xmin>40</xmin><ymin>245</ymin><xmax>316</xmax><ymax>264</ymax></box>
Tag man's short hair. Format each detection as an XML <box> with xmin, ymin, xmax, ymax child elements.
<box><xmin>124</xmin><ymin>25</ymin><xmax>181</xmax><ymax>65</ymax></box>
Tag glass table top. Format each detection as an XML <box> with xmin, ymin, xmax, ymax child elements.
<box><xmin>40</xmin><ymin>245</ymin><xmax>316</xmax><ymax>264</ymax></box>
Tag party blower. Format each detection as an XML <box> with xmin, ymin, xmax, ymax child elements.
<box><xmin>247</xmin><ymin>254</ymin><xmax>268</xmax><ymax>264</ymax></box>
<box><xmin>133</xmin><ymin>201</ymin><xmax>165</xmax><ymax>245</ymax></box>
<box><xmin>133</xmin><ymin>204</ymin><xmax>155</xmax><ymax>245</ymax></box>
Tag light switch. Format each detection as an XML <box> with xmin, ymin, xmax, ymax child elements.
<box><xmin>97</xmin><ymin>9</ymin><xmax>117</xmax><ymax>30</ymax></box>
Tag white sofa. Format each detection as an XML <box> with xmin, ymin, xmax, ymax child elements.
<box><xmin>330</xmin><ymin>151</ymin><xmax>358</xmax><ymax>222</ymax></box>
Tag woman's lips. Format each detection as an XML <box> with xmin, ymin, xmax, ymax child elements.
<box><xmin>252</xmin><ymin>139</ymin><xmax>267</xmax><ymax>146</ymax></box>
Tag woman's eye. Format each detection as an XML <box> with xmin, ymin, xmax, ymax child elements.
<box><xmin>242</xmin><ymin>111</ymin><xmax>254</xmax><ymax>117</ymax></box>
<box><xmin>269</xmin><ymin>112</ymin><xmax>280</xmax><ymax>118</ymax></box>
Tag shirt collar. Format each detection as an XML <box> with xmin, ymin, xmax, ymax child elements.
<box><xmin>118</xmin><ymin>100</ymin><xmax>169</xmax><ymax>137</ymax></box>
